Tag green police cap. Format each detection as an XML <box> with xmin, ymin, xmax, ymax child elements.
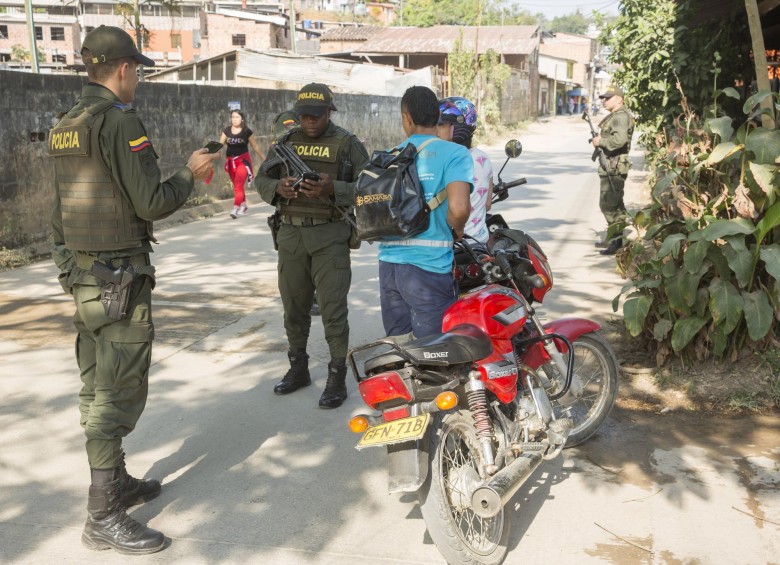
<box><xmin>294</xmin><ymin>83</ymin><xmax>338</xmax><ymax>117</ymax></box>
<box><xmin>599</xmin><ymin>85</ymin><xmax>624</xmax><ymax>99</ymax></box>
<box><xmin>81</xmin><ymin>25</ymin><xmax>155</xmax><ymax>67</ymax></box>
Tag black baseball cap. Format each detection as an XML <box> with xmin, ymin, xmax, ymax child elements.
<box><xmin>294</xmin><ymin>83</ymin><xmax>338</xmax><ymax>117</ymax></box>
<box><xmin>81</xmin><ymin>25</ymin><xmax>155</xmax><ymax>67</ymax></box>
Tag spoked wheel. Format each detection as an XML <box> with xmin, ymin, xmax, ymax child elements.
<box><xmin>552</xmin><ymin>332</ymin><xmax>619</xmax><ymax>447</ymax></box>
<box><xmin>419</xmin><ymin>410</ymin><xmax>509</xmax><ymax>565</ymax></box>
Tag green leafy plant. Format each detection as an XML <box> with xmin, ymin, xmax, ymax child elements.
<box><xmin>613</xmin><ymin>86</ymin><xmax>780</xmax><ymax>365</ymax></box>
<box><xmin>601</xmin><ymin>0</ymin><xmax>751</xmax><ymax>140</ymax></box>
<box><xmin>448</xmin><ymin>36</ymin><xmax>511</xmax><ymax>128</ymax></box>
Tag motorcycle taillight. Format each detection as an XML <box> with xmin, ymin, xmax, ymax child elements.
<box><xmin>358</xmin><ymin>371</ymin><xmax>412</xmax><ymax>410</ymax></box>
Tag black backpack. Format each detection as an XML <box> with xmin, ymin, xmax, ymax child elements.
<box><xmin>354</xmin><ymin>138</ymin><xmax>447</xmax><ymax>242</ymax></box>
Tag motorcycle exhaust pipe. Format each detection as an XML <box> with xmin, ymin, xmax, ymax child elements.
<box><xmin>470</xmin><ymin>451</ymin><xmax>544</xmax><ymax>519</ymax></box>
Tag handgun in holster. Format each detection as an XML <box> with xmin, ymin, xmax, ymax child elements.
<box><xmin>267</xmin><ymin>210</ymin><xmax>281</xmax><ymax>251</ymax></box>
<box><xmin>91</xmin><ymin>261</ymin><xmax>135</xmax><ymax>320</ymax></box>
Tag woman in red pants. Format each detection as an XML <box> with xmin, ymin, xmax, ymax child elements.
<box><xmin>219</xmin><ymin>110</ymin><xmax>266</xmax><ymax>219</ymax></box>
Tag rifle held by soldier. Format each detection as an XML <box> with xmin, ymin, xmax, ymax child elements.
<box><xmin>582</xmin><ymin>110</ymin><xmax>617</xmax><ymax>192</ymax></box>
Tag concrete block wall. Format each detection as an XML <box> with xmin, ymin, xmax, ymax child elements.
<box><xmin>0</xmin><ymin>70</ymin><xmax>403</xmax><ymax>247</ymax></box>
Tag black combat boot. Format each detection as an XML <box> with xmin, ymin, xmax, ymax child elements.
<box><xmin>319</xmin><ymin>360</ymin><xmax>348</xmax><ymax>409</ymax></box>
<box><xmin>82</xmin><ymin>468</ymin><xmax>166</xmax><ymax>555</ymax></box>
<box><xmin>274</xmin><ymin>351</ymin><xmax>311</xmax><ymax>395</ymax></box>
<box><xmin>117</xmin><ymin>450</ymin><xmax>161</xmax><ymax>508</ymax></box>
<box><xmin>599</xmin><ymin>238</ymin><xmax>624</xmax><ymax>256</ymax></box>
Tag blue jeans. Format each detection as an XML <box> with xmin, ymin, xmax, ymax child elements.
<box><xmin>379</xmin><ymin>261</ymin><xmax>457</xmax><ymax>339</ymax></box>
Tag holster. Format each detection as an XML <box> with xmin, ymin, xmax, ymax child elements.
<box><xmin>267</xmin><ymin>210</ymin><xmax>281</xmax><ymax>251</ymax></box>
<box><xmin>91</xmin><ymin>261</ymin><xmax>135</xmax><ymax>320</ymax></box>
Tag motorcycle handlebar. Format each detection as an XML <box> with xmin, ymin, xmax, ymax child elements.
<box><xmin>502</xmin><ymin>178</ymin><xmax>527</xmax><ymax>190</ymax></box>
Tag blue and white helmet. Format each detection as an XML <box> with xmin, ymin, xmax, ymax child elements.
<box><xmin>438</xmin><ymin>96</ymin><xmax>478</xmax><ymax>129</ymax></box>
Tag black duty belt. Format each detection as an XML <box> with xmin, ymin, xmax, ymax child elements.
<box><xmin>281</xmin><ymin>215</ymin><xmax>342</xmax><ymax>227</ymax></box>
<box><xmin>74</xmin><ymin>251</ymin><xmax>150</xmax><ymax>270</ymax></box>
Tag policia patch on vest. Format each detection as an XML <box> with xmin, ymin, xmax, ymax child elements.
<box><xmin>291</xmin><ymin>142</ymin><xmax>339</xmax><ymax>164</ymax></box>
<box><xmin>48</xmin><ymin>125</ymin><xmax>90</xmax><ymax>157</ymax></box>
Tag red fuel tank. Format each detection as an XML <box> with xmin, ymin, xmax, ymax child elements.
<box><xmin>442</xmin><ymin>285</ymin><xmax>528</xmax><ymax>341</ymax></box>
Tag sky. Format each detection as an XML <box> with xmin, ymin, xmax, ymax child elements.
<box><xmin>509</xmin><ymin>0</ymin><xmax>621</xmax><ymax>19</ymax></box>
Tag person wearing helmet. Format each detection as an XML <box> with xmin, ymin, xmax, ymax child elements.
<box><xmin>437</xmin><ymin>96</ymin><xmax>494</xmax><ymax>244</ymax></box>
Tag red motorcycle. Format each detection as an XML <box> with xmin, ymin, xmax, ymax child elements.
<box><xmin>346</xmin><ymin>148</ymin><xmax>619</xmax><ymax>564</ymax></box>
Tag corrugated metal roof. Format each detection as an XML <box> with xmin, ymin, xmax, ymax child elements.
<box><xmin>355</xmin><ymin>25</ymin><xmax>539</xmax><ymax>55</ymax></box>
<box><xmin>320</xmin><ymin>25</ymin><xmax>386</xmax><ymax>42</ymax></box>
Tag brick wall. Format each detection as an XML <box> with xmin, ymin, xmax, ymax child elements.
<box><xmin>0</xmin><ymin>70</ymin><xmax>403</xmax><ymax>246</ymax></box>
<box><xmin>202</xmin><ymin>15</ymin><xmax>278</xmax><ymax>56</ymax></box>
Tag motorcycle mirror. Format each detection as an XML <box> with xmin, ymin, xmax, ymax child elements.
<box><xmin>581</xmin><ymin>110</ymin><xmax>589</xmax><ymax>121</ymax></box>
<box><xmin>504</xmin><ymin>139</ymin><xmax>522</xmax><ymax>158</ymax></box>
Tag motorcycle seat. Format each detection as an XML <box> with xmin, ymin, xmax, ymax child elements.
<box><xmin>364</xmin><ymin>324</ymin><xmax>493</xmax><ymax>373</ymax></box>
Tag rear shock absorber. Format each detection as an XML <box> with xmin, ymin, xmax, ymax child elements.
<box><xmin>466</xmin><ymin>370</ymin><xmax>498</xmax><ymax>475</ymax></box>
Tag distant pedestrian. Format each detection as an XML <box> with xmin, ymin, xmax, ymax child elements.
<box><xmin>590</xmin><ymin>84</ymin><xmax>634</xmax><ymax>255</ymax></box>
<box><xmin>49</xmin><ymin>25</ymin><xmax>217</xmax><ymax>555</ymax></box>
<box><xmin>219</xmin><ymin>110</ymin><xmax>266</xmax><ymax>219</ymax></box>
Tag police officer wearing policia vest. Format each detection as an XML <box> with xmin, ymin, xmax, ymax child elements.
<box><xmin>256</xmin><ymin>83</ymin><xmax>369</xmax><ymax>409</ymax></box>
<box><xmin>49</xmin><ymin>26</ymin><xmax>217</xmax><ymax>555</ymax></box>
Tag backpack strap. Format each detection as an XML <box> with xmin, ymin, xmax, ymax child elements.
<box><xmin>413</xmin><ymin>137</ymin><xmax>449</xmax><ymax>211</ymax></box>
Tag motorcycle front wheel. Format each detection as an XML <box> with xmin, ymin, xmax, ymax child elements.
<box><xmin>418</xmin><ymin>410</ymin><xmax>510</xmax><ymax>565</ymax></box>
<box><xmin>552</xmin><ymin>332</ymin><xmax>619</xmax><ymax>447</ymax></box>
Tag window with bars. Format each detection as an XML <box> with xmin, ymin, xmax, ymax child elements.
<box><xmin>0</xmin><ymin>25</ymin><xmax>7</xmax><ymax>39</ymax></box>
<box><xmin>51</xmin><ymin>27</ymin><xmax>65</xmax><ymax>41</ymax></box>
<box><xmin>232</xmin><ymin>34</ymin><xmax>246</xmax><ymax>47</ymax></box>
<box><xmin>170</xmin><ymin>33</ymin><xmax>182</xmax><ymax>48</ymax></box>
<box><xmin>35</xmin><ymin>26</ymin><xmax>42</xmax><ymax>40</ymax></box>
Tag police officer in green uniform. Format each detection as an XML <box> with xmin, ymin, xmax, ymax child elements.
<box><xmin>256</xmin><ymin>83</ymin><xmax>369</xmax><ymax>409</ymax></box>
<box><xmin>591</xmin><ymin>85</ymin><xmax>635</xmax><ymax>255</ymax></box>
<box><xmin>49</xmin><ymin>26</ymin><xmax>217</xmax><ymax>555</ymax></box>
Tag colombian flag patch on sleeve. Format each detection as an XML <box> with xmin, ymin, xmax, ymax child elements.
<box><xmin>128</xmin><ymin>136</ymin><xmax>151</xmax><ymax>152</ymax></box>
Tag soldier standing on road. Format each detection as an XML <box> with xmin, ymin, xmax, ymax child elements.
<box><xmin>590</xmin><ymin>85</ymin><xmax>635</xmax><ymax>256</ymax></box>
<box><xmin>49</xmin><ymin>26</ymin><xmax>217</xmax><ymax>555</ymax></box>
<box><xmin>256</xmin><ymin>83</ymin><xmax>369</xmax><ymax>409</ymax></box>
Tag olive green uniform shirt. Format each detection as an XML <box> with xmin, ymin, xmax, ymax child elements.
<box><xmin>51</xmin><ymin>83</ymin><xmax>194</xmax><ymax>276</ymax></box>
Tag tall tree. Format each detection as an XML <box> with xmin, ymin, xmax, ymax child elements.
<box><xmin>549</xmin><ymin>10</ymin><xmax>590</xmax><ymax>34</ymax></box>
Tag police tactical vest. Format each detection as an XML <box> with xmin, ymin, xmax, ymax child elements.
<box><xmin>598</xmin><ymin>106</ymin><xmax>635</xmax><ymax>157</ymax></box>
<box><xmin>49</xmin><ymin>100</ymin><xmax>152</xmax><ymax>251</ymax></box>
<box><xmin>278</xmin><ymin>125</ymin><xmax>353</xmax><ymax>220</ymax></box>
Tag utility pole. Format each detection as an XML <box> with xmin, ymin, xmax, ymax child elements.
<box><xmin>24</xmin><ymin>0</ymin><xmax>40</xmax><ymax>73</ymax></box>
<box><xmin>134</xmin><ymin>0</ymin><xmax>146</xmax><ymax>81</ymax></box>
<box><xmin>289</xmin><ymin>0</ymin><xmax>297</xmax><ymax>54</ymax></box>
<box><xmin>744</xmin><ymin>0</ymin><xmax>775</xmax><ymax>128</ymax></box>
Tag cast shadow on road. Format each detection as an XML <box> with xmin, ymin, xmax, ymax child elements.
<box><xmin>5</xmin><ymin>214</ymin><xmax>777</xmax><ymax>562</ymax></box>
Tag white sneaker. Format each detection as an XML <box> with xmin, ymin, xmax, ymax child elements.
<box><xmin>237</xmin><ymin>204</ymin><xmax>249</xmax><ymax>216</ymax></box>
<box><xmin>229</xmin><ymin>206</ymin><xmax>239</xmax><ymax>219</ymax></box>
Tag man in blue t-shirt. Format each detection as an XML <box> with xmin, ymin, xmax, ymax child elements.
<box><xmin>378</xmin><ymin>86</ymin><xmax>473</xmax><ymax>341</ymax></box>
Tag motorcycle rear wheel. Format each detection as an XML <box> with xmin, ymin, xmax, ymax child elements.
<box><xmin>419</xmin><ymin>410</ymin><xmax>510</xmax><ymax>565</ymax></box>
<box><xmin>553</xmin><ymin>332</ymin><xmax>619</xmax><ymax>447</ymax></box>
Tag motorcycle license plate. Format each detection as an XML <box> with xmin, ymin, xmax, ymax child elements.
<box><xmin>356</xmin><ymin>413</ymin><xmax>430</xmax><ymax>449</ymax></box>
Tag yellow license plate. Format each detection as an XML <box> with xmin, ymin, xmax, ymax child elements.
<box><xmin>356</xmin><ymin>413</ymin><xmax>430</xmax><ymax>449</ymax></box>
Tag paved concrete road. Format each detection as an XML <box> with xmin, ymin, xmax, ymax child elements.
<box><xmin>1</xmin><ymin>115</ymin><xmax>778</xmax><ymax>564</ymax></box>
